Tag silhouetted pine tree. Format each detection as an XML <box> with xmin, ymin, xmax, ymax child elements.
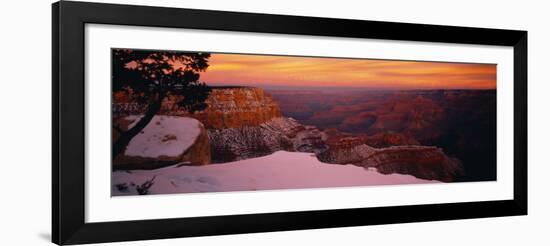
<box><xmin>112</xmin><ymin>49</ymin><xmax>211</xmax><ymax>159</ymax></box>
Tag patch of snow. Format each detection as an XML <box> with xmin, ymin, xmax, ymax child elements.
<box><xmin>112</xmin><ymin>151</ymin><xmax>438</xmax><ymax>196</ymax></box>
<box><xmin>124</xmin><ymin>115</ymin><xmax>201</xmax><ymax>158</ymax></box>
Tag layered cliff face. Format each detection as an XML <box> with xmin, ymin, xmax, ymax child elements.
<box><xmin>317</xmin><ymin>136</ymin><xmax>462</xmax><ymax>181</ymax></box>
<box><xmin>363</xmin><ymin>146</ymin><xmax>462</xmax><ymax>182</ymax></box>
<box><xmin>174</xmin><ymin>87</ymin><xmax>282</xmax><ymax>129</ymax></box>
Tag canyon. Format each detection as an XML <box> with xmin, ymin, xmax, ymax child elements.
<box><xmin>270</xmin><ymin>89</ymin><xmax>496</xmax><ymax>182</ymax></box>
<box><xmin>112</xmin><ymin>87</ymin><xmax>480</xmax><ymax>182</ymax></box>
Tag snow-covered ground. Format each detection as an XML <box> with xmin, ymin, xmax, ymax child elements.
<box><xmin>124</xmin><ymin>115</ymin><xmax>201</xmax><ymax>158</ymax></box>
<box><xmin>112</xmin><ymin>150</ymin><xmax>437</xmax><ymax>196</ymax></box>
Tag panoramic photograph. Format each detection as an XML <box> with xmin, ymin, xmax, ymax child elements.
<box><xmin>111</xmin><ymin>48</ymin><xmax>497</xmax><ymax>196</ymax></box>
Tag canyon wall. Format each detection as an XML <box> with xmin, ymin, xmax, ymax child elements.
<box><xmin>189</xmin><ymin>87</ymin><xmax>282</xmax><ymax>129</ymax></box>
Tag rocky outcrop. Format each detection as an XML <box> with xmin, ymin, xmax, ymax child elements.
<box><xmin>363</xmin><ymin>146</ymin><xmax>462</xmax><ymax>182</ymax></box>
<box><xmin>112</xmin><ymin>116</ymin><xmax>211</xmax><ymax>170</ymax></box>
<box><xmin>199</xmin><ymin>87</ymin><xmax>282</xmax><ymax>128</ymax></box>
<box><xmin>317</xmin><ymin>137</ymin><xmax>462</xmax><ymax>181</ymax></box>
<box><xmin>208</xmin><ymin>117</ymin><xmax>327</xmax><ymax>163</ymax></box>
<box><xmin>159</xmin><ymin>87</ymin><xmax>282</xmax><ymax>129</ymax></box>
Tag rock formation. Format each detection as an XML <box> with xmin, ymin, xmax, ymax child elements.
<box><xmin>112</xmin><ymin>116</ymin><xmax>211</xmax><ymax>170</ymax></box>
<box><xmin>208</xmin><ymin>117</ymin><xmax>327</xmax><ymax>163</ymax></box>
<box><xmin>199</xmin><ymin>87</ymin><xmax>282</xmax><ymax>128</ymax></box>
<box><xmin>160</xmin><ymin>87</ymin><xmax>282</xmax><ymax>129</ymax></box>
<box><xmin>317</xmin><ymin>136</ymin><xmax>462</xmax><ymax>181</ymax></box>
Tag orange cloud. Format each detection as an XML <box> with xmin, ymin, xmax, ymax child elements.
<box><xmin>199</xmin><ymin>53</ymin><xmax>496</xmax><ymax>89</ymax></box>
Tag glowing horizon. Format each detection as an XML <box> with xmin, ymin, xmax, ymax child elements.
<box><xmin>198</xmin><ymin>53</ymin><xmax>496</xmax><ymax>90</ymax></box>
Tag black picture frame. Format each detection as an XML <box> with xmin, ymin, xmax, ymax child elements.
<box><xmin>52</xmin><ymin>1</ymin><xmax>527</xmax><ymax>245</ymax></box>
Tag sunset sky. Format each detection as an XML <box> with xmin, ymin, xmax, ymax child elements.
<box><xmin>199</xmin><ymin>53</ymin><xmax>496</xmax><ymax>90</ymax></box>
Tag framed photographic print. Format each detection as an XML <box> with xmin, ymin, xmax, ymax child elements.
<box><xmin>52</xmin><ymin>1</ymin><xmax>527</xmax><ymax>245</ymax></box>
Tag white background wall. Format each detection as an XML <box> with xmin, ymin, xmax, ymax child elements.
<box><xmin>0</xmin><ymin>0</ymin><xmax>547</xmax><ymax>245</ymax></box>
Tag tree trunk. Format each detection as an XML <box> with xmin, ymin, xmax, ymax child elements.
<box><xmin>112</xmin><ymin>96</ymin><xmax>164</xmax><ymax>160</ymax></box>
